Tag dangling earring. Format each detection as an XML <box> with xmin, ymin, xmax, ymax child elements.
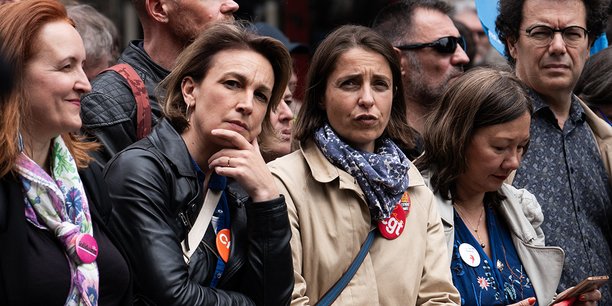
<box><xmin>185</xmin><ymin>103</ymin><xmax>191</xmax><ymax>122</ymax></box>
<box><xmin>17</xmin><ymin>132</ymin><xmax>24</xmax><ymax>152</ymax></box>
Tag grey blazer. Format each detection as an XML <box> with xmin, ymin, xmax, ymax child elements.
<box><xmin>432</xmin><ymin>182</ymin><xmax>565</xmax><ymax>306</ymax></box>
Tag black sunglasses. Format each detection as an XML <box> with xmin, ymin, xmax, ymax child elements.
<box><xmin>396</xmin><ymin>36</ymin><xmax>466</xmax><ymax>54</ymax></box>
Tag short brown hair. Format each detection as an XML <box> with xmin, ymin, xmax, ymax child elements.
<box><xmin>0</xmin><ymin>0</ymin><xmax>96</xmax><ymax>177</ymax></box>
<box><xmin>294</xmin><ymin>25</ymin><xmax>414</xmax><ymax>150</ymax></box>
<box><xmin>160</xmin><ymin>22</ymin><xmax>292</xmax><ymax>135</ymax></box>
<box><xmin>372</xmin><ymin>0</ymin><xmax>453</xmax><ymax>46</ymax></box>
<box><xmin>415</xmin><ymin>68</ymin><xmax>532</xmax><ymax>202</ymax></box>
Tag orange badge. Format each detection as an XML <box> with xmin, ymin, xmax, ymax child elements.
<box><xmin>400</xmin><ymin>191</ymin><xmax>411</xmax><ymax>213</ymax></box>
<box><xmin>216</xmin><ymin>229</ymin><xmax>231</xmax><ymax>263</ymax></box>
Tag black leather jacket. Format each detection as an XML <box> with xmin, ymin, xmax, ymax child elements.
<box><xmin>104</xmin><ymin>119</ymin><xmax>293</xmax><ymax>306</ymax></box>
<box><xmin>81</xmin><ymin>40</ymin><xmax>169</xmax><ymax>166</ymax></box>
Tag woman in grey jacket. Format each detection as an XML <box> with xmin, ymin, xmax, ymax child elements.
<box><xmin>416</xmin><ymin>68</ymin><xmax>601</xmax><ymax>306</ymax></box>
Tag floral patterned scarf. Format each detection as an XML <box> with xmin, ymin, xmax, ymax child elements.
<box><xmin>15</xmin><ymin>136</ymin><xmax>98</xmax><ymax>306</ymax></box>
<box><xmin>313</xmin><ymin>123</ymin><xmax>410</xmax><ymax>221</ymax></box>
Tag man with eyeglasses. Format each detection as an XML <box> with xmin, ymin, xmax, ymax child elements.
<box><xmin>373</xmin><ymin>0</ymin><xmax>469</xmax><ymax>153</ymax></box>
<box><xmin>496</xmin><ymin>0</ymin><xmax>612</xmax><ymax>303</ymax></box>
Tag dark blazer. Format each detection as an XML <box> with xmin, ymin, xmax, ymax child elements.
<box><xmin>104</xmin><ymin>118</ymin><xmax>293</xmax><ymax>306</ymax></box>
<box><xmin>0</xmin><ymin>162</ymin><xmax>132</xmax><ymax>305</ymax></box>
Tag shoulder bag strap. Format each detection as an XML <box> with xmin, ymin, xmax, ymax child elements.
<box><xmin>315</xmin><ymin>229</ymin><xmax>376</xmax><ymax>306</ymax></box>
<box><xmin>102</xmin><ymin>64</ymin><xmax>152</xmax><ymax>139</ymax></box>
<box><xmin>181</xmin><ymin>189</ymin><xmax>222</xmax><ymax>263</ymax></box>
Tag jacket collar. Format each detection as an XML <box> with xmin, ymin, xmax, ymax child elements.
<box><xmin>434</xmin><ymin>183</ymin><xmax>538</xmax><ymax>244</ymax></box>
<box><xmin>421</xmin><ymin>169</ymin><xmax>456</xmax><ymax>225</ymax></box>
<box><xmin>301</xmin><ymin>139</ymin><xmax>424</xmax><ymax>191</ymax></box>
<box><xmin>579</xmin><ymin>97</ymin><xmax>612</xmax><ymax>141</ymax></box>
<box><xmin>496</xmin><ymin>184</ymin><xmax>539</xmax><ymax>243</ymax></box>
<box><xmin>301</xmin><ymin>139</ymin><xmax>339</xmax><ymax>183</ymax></box>
<box><xmin>148</xmin><ymin>119</ymin><xmax>196</xmax><ymax>178</ymax></box>
<box><xmin>122</xmin><ymin>40</ymin><xmax>170</xmax><ymax>83</ymax></box>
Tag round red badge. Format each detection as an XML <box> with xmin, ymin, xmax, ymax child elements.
<box><xmin>377</xmin><ymin>203</ymin><xmax>407</xmax><ymax>239</ymax></box>
<box><xmin>216</xmin><ymin>229</ymin><xmax>231</xmax><ymax>263</ymax></box>
<box><xmin>75</xmin><ymin>233</ymin><xmax>98</xmax><ymax>264</ymax></box>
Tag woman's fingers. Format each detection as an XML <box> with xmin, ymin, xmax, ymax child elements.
<box><xmin>576</xmin><ymin>289</ymin><xmax>602</xmax><ymax>305</ymax></box>
<box><xmin>210</xmin><ymin>128</ymin><xmax>251</xmax><ymax>150</ymax></box>
<box><xmin>508</xmin><ymin>297</ymin><xmax>536</xmax><ymax>306</ymax></box>
<box><xmin>208</xmin><ymin>131</ymin><xmax>278</xmax><ymax>202</ymax></box>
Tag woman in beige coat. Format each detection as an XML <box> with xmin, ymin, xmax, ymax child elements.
<box><xmin>268</xmin><ymin>25</ymin><xmax>460</xmax><ymax>305</ymax></box>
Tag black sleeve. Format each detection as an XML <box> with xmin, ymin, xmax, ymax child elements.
<box><xmin>242</xmin><ymin>196</ymin><xmax>294</xmax><ymax>306</ymax></box>
<box><xmin>104</xmin><ymin>148</ymin><xmax>255</xmax><ymax>306</ymax></box>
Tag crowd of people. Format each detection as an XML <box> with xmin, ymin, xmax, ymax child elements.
<box><xmin>0</xmin><ymin>0</ymin><xmax>610</xmax><ymax>305</ymax></box>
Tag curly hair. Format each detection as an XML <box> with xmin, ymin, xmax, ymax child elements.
<box><xmin>496</xmin><ymin>0</ymin><xmax>609</xmax><ymax>65</ymax></box>
<box><xmin>67</xmin><ymin>4</ymin><xmax>118</xmax><ymax>70</ymax></box>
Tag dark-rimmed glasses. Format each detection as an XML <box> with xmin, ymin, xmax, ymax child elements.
<box><xmin>525</xmin><ymin>25</ymin><xmax>588</xmax><ymax>47</ymax></box>
<box><xmin>395</xmin><ymin>36</ymin><xmax>466</xmax><ymax>54</ymax></box>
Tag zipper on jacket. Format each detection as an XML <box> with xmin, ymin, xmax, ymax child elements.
<box><xmin>179</xmin><ymin>211</ymin><xmax>193</xmax><ymax>251</ymax></box>
<box><xmin>179</xmin><ymin>212</ymin><xmax>193</xmax><ymax>230</ymax></box>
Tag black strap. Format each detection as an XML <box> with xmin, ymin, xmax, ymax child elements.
<box><xmin>316</xmin><ymin>229</ymin><xmax>376</xmax><ymax>306</ymax></box>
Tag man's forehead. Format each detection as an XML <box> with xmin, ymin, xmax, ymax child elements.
<box><xmin>406</xmin><ymin>7</ymin><xmax>459</xmax><ymax>42</ymax></box>
<box><xmin>519</xmin><ymin>0</ymin><xmax>587</xmax><ymax>27</ymax></box>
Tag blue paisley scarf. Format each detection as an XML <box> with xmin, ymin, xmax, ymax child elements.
<box><xmin>313</xmin><ymin>123</ymin><xmax>410</xmax><ymax>221</ymax></box>
<box><xmin>15</xmin><ymin>136</ymin><xmax>99</xmax><ymax>306</ymax></box>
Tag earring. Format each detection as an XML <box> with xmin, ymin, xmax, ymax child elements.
<box><xmin>17</xmin><ymin>132</ymin><xmax>24</xmax><ymax>152</ymax></box>
<box><xmin>185</xmin><ymin>103</ymin><xmax>191</xmax><ymax>122</ymax></box>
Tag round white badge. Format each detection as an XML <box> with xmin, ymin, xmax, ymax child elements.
<box><xmin>458</xmin><ymin>243</ymin><xmax>481</xmax><ymax>267</ymax></box>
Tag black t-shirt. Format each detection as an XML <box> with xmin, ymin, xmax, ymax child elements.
<box><xmin>25</xmin><ymin>220</ymin><xmax>129</xmax><ymax>305</ymax></box>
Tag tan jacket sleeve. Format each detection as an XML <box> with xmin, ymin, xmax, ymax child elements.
<box><xmin>417</xmin><ymin>188</ymin><xmax>461</xmax><ymax>305</ymax></box>
<box><xmin>273</xmin><ymin>175</ymin><xmax>312</xmax><ymax>306</ymax></box>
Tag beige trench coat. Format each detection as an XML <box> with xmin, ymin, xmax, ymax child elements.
<box><xmin>269</xmin><ymin>140</ymin><xmax>460</xmax><ymax>306</ymax></box>
<box><xmin>580</xmin><ymin>99</ymin><xmax>612</xmax><ymax>189</ymax></box>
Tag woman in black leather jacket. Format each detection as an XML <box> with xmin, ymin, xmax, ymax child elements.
<box><xmin>103</xmin><ymin>22</ymin><xmax>294</xmax><ymax>306</ymax></box>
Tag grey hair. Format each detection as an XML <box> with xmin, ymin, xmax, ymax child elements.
<box><xmin>67</xmin><ymin>4</ymin><xmax>118</xmax><ymax>66</ymax></box>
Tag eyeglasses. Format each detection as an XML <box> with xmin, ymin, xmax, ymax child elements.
<box><xmin>395</xmin><ymin>36</ymin><xmax>466</xmax><ymax>54</ymax></box>
<box><xmin>525</xmin><ymin>25</ymin><xmax>588</xmax><ymax>47</ymax></box>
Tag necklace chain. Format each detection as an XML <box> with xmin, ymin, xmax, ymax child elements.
<box><xmin>454</xmin><ymin>203</ymin><xmax>486</xmax><ymax>248</ymax></box>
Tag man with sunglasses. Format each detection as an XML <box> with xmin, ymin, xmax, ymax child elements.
<box><xmin>496</xmin><ymin>0</ymin><xmax>612</xmax><ymax>303</ymax></box>
<box><xmin>373</xmin><ymin>0</ymin><xmax>469</xmax><ymax>145</ymax></box>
